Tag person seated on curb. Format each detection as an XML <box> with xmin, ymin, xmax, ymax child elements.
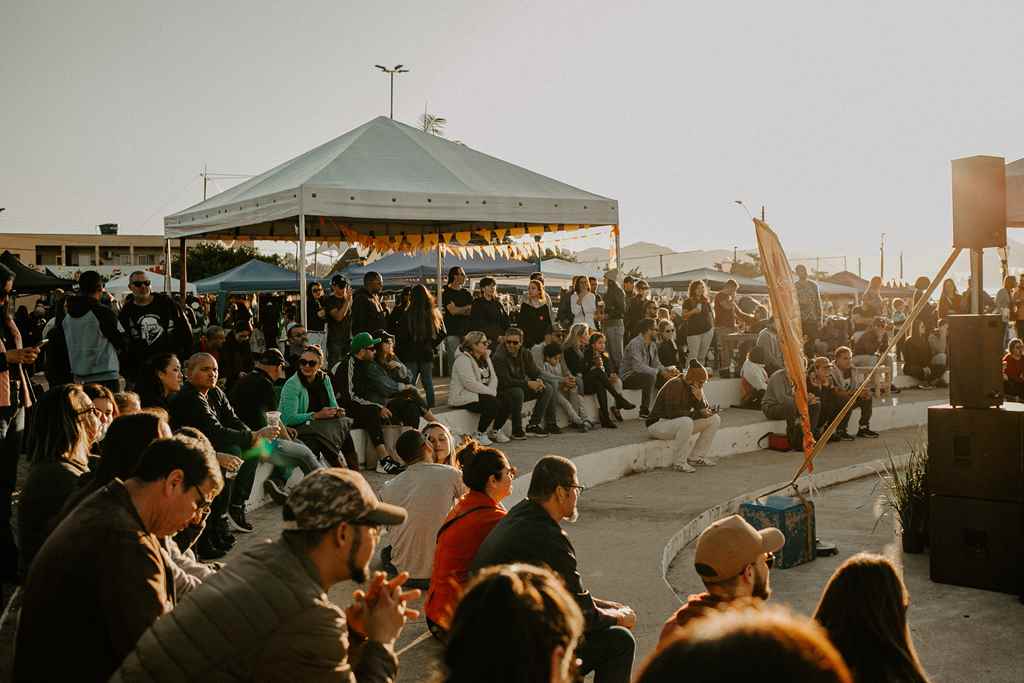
<box><xmin>851</xmin><ymin>316</ymin><xmax>891</xmax><ymax>396</ymax></box>
<box><xmin>438</xmin><ymin>564</ymin><xmax>584</xmax><ymax>683</ymax></box>
<box><xmin>1003</xmin><ymin>337</ymin><xmax>1024</xmax><ymax>400</ymax></box>
<box><xmin>827</xmin><ymin>347</ymin><xmax>878</xmax><ymax>440</ymax></box>
<box><xmin>492</xmin><ymin>326</ymin><xmax>558</xmax><ymax>439</ymax></box>
<box><xmin>647</xmin><ymin>360</ymin><xmax>722</xmax><ymax>473</ymax></box>
<box><xmin>530</xmin><ymin>322</ymin><xmax>565</xmax><ymax>369</ymax></box>
<box><xmin>814</xmin><ymin>553</ymin><xmax>931</xmax><ymax>683</ymax></box>
<box><xmin>740</xmin><ymin>346</ymin><xmax>769</xmax><ymax>409</ymax></box>
<box><xmin>582</xmin><ymin>331</ymin><xmax>635</xmax><ymax>427</ymax></box>
<box><xmin>755</xmin><ymin>319</ymin><xmax>784</xmax><ymax>376</ymax></box>
<box><xmin>219</xmin><ymin>319</ymin><xmax>255</xmax><ymax>391</ymax></box>
<box><xmin>425</xmin><ymin>439</ymin><xmax>514</xmax><ymax>639</ymax></box>
<box><xmin>622</xmin><ymin>318</ymin><xmax>679</xmax><ymax>419</ymax></box>
<box><xmin>471</xmin><ymin>455</ymin><xmax>637</xmax><ymax>683</ymax></box>
<box><xmin>658</xmin><ymin>514</ymin><xmax>785</xmax><ymax>649</ymax></box>
<box><xmin>333</xmin><ymin>331</ymin><xmax>393</xmax><ymax>471</ymax></box>
<box><xmin>378</xmin><ymin>429</ymin><xmax>466</xmax><ymax>591</ymax></box>
<box><xmin>808</xmin><ymin>356</ymin><xmax>841</xmax><ymax>442</ymax></box>
<box><xmin>231</xmin><ymin>347</ymin><xmax>328</xmax><ymax>505</ymax></box>
<box><xmin>561</xmin><ymin>322</ymin><xmax>590</xmax><ymax>387</ymax></box>
<box><xmin>448</xmin><ymin>330</ymin><xmax>511</xmax><ymax>445</ymax></box>
<box><xmin>540</xmin><ymin>342</ymin><xmax>593</xmax><ymax>432</ymax></box>
<box><xmin>170</xmin><ymin>353</ymin><xmax>279</xmax><ymax>548</ymax></box>
<box><xmin>112</xmin><ymin>469</ymin><xmax>418</xmax><ymax>683</ymax></box>
<box><xmin>16</xmin><ymin>435</ymin><xmax>223</xmax><ymax>682</ymax></box>
<box><xmin>762</xmin><ymin>366</ymin><xmax>820</xmax><ymax>450</ymax></box>
<box><xmin>641</xmin><ymin>606</ymin><xmax>852</xmax><ymax>683</ymax></box>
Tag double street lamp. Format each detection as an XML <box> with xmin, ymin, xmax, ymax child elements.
<box><xmin>374</xmin><ymin>64</ymin><xmax>409</xmax><ymax>119</ymax></box>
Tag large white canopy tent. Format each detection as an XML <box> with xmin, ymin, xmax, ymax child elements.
<box><xmin>164</xmin><ymin>116</ymin><xmax>620</xmax><ymax>326</ymax></box>
<box><xmin>1007</xmin><ymin>157</ymin><xmax>1024</xmax><ymax>228</ymax></box>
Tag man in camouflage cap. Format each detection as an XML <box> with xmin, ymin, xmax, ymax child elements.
<box><xmin>113</xmin><ymin>469</ymin><xmax>417</xmax><ymax>683</ymax></box>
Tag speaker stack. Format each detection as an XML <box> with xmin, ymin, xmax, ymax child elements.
<box><xmin>926</xmin><ymin>156</ymin><xmax>1022</xmax><ymax>595</ymax></box>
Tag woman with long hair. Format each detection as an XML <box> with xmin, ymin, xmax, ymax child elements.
<box><xmin>136</xmin><ymin>352</ymin><xmax>183</xmax><ymax>411</ymax></box>
<box><xmin>436</xmin><ymin>563</ymin><xmax>584</xmax><ymax>683</ymax></box>
<box><xmin>862</xmin><ymin>276</ymin><xmax>884</xmax><ymax>318</ymax></box>
<box><xmin>582</xmin><ymin>331</ymin><xmax>635</xmax><ymax>427</ymax></box>
<box><xmin>304</xmin><ymin>281</ymin><xmax>327</xmax><ymax>348</ymax></box>
<box><xmin>448</xmin><ymin>330</ymin><xmax>509</xmax><ymax>445</ymax></box>
<box><xmin>813</xmin><ymin>553</ymin><xmax>930</xmax><ymax>683</ymax></box>
<box><xmin>370</xmin><ymin>331</ymin><xmax>437</xmax><ymax>425</ymax></box>
<box><xmin>561</xmin><ymin>322</ymin><xmax>590</xmax><ymax>380</ymax></box>
<box><xmin>279</xmin><ymin>345</ymin><xmax>358</xmax><ymax>469</ymax></box>
<box><xmin>18</xmin><ymin>384</ymin><xmax>101</xmax><ymax>574</ymax></box>
<box><xmin>938</xmin><ymin>279</ymin><xmax>960</xmax><ymax>321</ymax></box>
<box><xmin>681</xmin><ymin>280</ymin><xmax>714</xmax><ymax>367</ymax></box>
<box><xmin>518</xmin><ymin>279</ymin><xmax>554</xmax><ymax>349</ymax></box>
<box><xmin>570</xmin><ymin>275</ymin><xmax>597</xmax><ymax>330</ymax></box>
<box><xmin>82</xmin><ymin>383</ymin><xmax>118</xmax><ymax>443</ymax></box>
<box><xmin>423</xmin><ymin>421</ymin><xmax>457</xmax><ymax>468</ymax></box>
<box><xmin>396</xmin><ymin>284</ymin><xmax>446</xmax><ymax>409</ymax></box>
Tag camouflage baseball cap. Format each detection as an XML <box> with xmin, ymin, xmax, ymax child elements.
<box><xmin>283</xmin><ymin>468</ymin><xmax>406</xmax><ymax>529</ymax></box>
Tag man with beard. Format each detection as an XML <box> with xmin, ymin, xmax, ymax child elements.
<box><xmin>470</xmin><ymin>455</ymin><xmax>637</xmax><ymax>683</ymax></box>
<box><xmin>657</xmin><ymin>514</ymin><xmax>785</xmax><ymax>649</ymax></box>
<box><xmin>118</xmin><ymin>271</ymin><xmax>193</xmax><ymax>384</ymax></box>
<box><xmin>351</xmin><ymin>271</ymin><xmax>387</xmax><ymax>338</ymax></box>
<box><xmin>112</xmin><ymin>469</ymin><xmax>418</xmax><ymax>683</ymax></box>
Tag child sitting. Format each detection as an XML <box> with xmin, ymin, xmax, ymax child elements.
<box><xmin>540</xmin><ymin>342</ymin><xmax>593</xmax><ymax>432</ymax></box>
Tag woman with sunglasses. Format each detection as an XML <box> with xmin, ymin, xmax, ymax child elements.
<box><xmin>83</xmin><ymin>383</ymin><xmax>118</xmax><ymax>445</ymax></box>
<box><xmin>425</xmin><ymin>439</ymin><xmax>516</xmax><ymax>639</ymax></box>
<box><xmin>17</xmin><ymin>384</ymin><xmax>101</xmax><ymax>575</ymax></box>
<box><xmin>279</xmin><ymin>345</ymin><xmax>357</xmax><ymax>469</ymax></box>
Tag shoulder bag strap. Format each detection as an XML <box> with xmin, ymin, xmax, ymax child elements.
<box><xmin>436</xmin><ymin>505</ymin><xmax>493</xmax><ymax>542</ymax></box>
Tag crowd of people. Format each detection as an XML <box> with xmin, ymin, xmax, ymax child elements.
<box><xmin>0</xmin><ymin>258</ymin><xmax>978</xmax><ymax>682</ymax></box>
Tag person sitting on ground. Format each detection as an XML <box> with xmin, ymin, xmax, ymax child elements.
<box><xmin>740</xmin><ymin>346</ymin><xmax>769</xmax><ymax>409</ymax></box>
<box><xmin>814</xmin><ymin>553</ymin><xmax>931</xmax><ymax>683</ymax></box>
<box><xmin>449</xmin><ymin>330</ymin><xmax>510</xmax><ymax>445</ymax></box>
<box><xmin>16</xmin><ymin>435</ymin><xmax>223</xmax><ymax>682</ymax></box>
<box><xmin>469</xmin><ymin>276</ymin><xmax>511</xmax><ymax>344</ymax></box>
<box><xmin>438</xmin><ymin>563</ymin><xmax>584</xmax><ymax>683</ymax></box>
<box><xmin>641</xmin><ymin>606</ymin><xmax>852</xmax><ymax>683</ymax></box>
<box><xmin>1003</xmin><ymin>338</ymin><xmax>1024</xmax><ymax>399</ymax></box>
<box><xmin>647</xmin><ymin>360</ymin><xmax>722</xmax><ymax>473</ymax></box>
<box><xmin>112</xmin><ymin>469</ymin><xmax>417</xmax><ymax>683</ymax></box>
<box><xmin>218</xmin><ymin>319</ymin><xmax>255</xmax><ymax>390</ymax></box>
<box><xmin>425</xmin><ymin>440</ymin><xmax>514</xmax><ymax>638</ymax></box>
<box><xmin>657</xmin><ymin>318</ymin><xmax>681</xmax><ymax>368</ymax></box>
<box><xmin>232</xmin><ymin>347</ymin><xmax>328</xmax><ymax>504</ymax></box>
<box><xmin>755</xmin><ymin>319</ymin><xmax>784</xmax><ymax>376</ymax></box>
<box><xmin>622</xmin><ymin>318</ymin><xmax>679</xmax><ymax>419</ymax></box>
<box><xmin>423</xmin><ymin>420</ymin><xmax>457</xmax><ymax>468</ymax></box>
<box><xmin>17</xmin><ymin>383</ymin><xmax>101</xmax><ymax>575</ymax></box>
<box><xmin>582</xmin><ymin>331</ymin><xmax>635</xmax><ymax>427</ymax></box>
<box><xmin>83</xmin><ymin>381</ymin><xmax>118</xmax><ymax>446</ymax></box>
<box><xmin>471</xmin><ymin>455</ymin><xmax>637</xmax><ymax>683</ymax></box>
<box><xmin>114</xmin><ymin>390</ymin><xmax>142</xmax><ymax>415</ymax></box>
<box><xmin>378</xmin><ymin>429</ymin><xmax>466</xmax><ymax>590</ymax></box>
<box><xmin>540</xmin><ymin>342</ymin><xmax>592</xmax><ymax>433</ymax></box>
<box><xmin>763</xmin><ymin>367</ymin><xmax>821</xmax><ymax>448</ymax></box>
<box><xmin>170</xmin><ymin>352</ymin><xmax>279</xmax><ymax>554</ymax></box>
<box><xmin>61</xmin><ymin>269</ymin><xmax>128</xmax><ymax>391</ymax></box>
<box><xmin>136</xmin><ymin>352</ymin><xmax>183</xmax><ymax>411</ymax></box>
<box><xmin>827</xmin><ymin>347</ymin><xmax>879</xmax><ymax>439</ymax></box>
<box><xmin>492</xmin><ymin>326</ymin><xmax>558</xmax><ymax>439</ymax></box>
<box><xmin>658</xmin><ymin>514</ymin><xmax>784</xmax><ymax>647</ymax></box>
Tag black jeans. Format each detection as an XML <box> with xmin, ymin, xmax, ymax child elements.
<box><xmin>347</xmin><ymin>401</ymin><xmax>386</xmax><ymax>447</ymax></box>
<box><xmin>0</xmin><ymin>405</ymin><xmax>25</xmax><ymax>580</ymax></box>
<box><xmin>576</xmin><ymin>625</ymin><xmax>636</xmax><ymax>683</ymax></box>
<box><xmin>460</xmin><ymin>395</ymin><xmax>510</xmax><ymax>432</ymax></box>
<box><xmin>499</xmin><ymin>384</ymin><xmax>556</xmax><ymax>433</ymax></box>
<box><xmin>584</xmin><ymin>368</ymin><xmax>623</xmax><ymax>417</ymax></box>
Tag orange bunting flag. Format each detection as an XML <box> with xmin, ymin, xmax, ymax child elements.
<box><xmin>753</xmin><ymin>219</ymin><xmax>816</xmax><ymax>470</ymax></box>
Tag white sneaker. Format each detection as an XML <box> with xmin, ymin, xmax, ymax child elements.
<box><xmin>673</xmin><ymin>461</ymin><xmax>697</xmax><ymax>473</ymax></box>
<box><xmin>489</xmin><ymin>430</ymin><xmax>511</xmax><ymax>444</ymax></box>
<box><xmin>474</xmin><ymin>431</ymin><xmax>493</xmax><ymax>446</ymax></box>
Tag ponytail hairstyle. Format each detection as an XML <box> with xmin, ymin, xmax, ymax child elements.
<box><xmin>456</xmin><ymin>438</ymin><xmax>507</xmax><ymax>492</ymax></box>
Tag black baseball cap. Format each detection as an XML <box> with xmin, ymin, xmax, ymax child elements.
<box><xmin>330</xmin><ymin>274</ymin><xmax>349</xmax><ymax>288</ymax></box>
<box><xmin>258</xmin><ymin>348</ymin><xmax>286</xmax><ymax>366</ymax></box>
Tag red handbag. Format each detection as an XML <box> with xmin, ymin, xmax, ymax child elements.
<box><xmin>758</xmin><ymin>431</ymin><xmax>791</xmax><ymax>452</ymax></box>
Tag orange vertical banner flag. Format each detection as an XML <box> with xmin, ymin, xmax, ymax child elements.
<box><xmin>754</xmin><ymin>218</ymin><xmax>816</xmax><ymax>469</ymax></box>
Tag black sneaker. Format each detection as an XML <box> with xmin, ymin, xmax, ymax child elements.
<box><xmin>511</xmin><ymin>430</ymin><xmax>528</xmax><ymax>440</ymax></box>
<box><xmin>526</xmin><ymin>424</ymin><xmax>549</xmax><ymax>438</ymax></box>
<box><xmin>611</xmin><ymin>408</ymin><xmax>624</xmax><ymax>422</ymax></box>
<box><xmin>545</xmin><ymin>424</ymin><xmax>563</xmax><ymax>435</ymax></box>
<box><xmin>377</xmin><ymin>456</ymin><xmax>406</xmax><ymax>475</ymax></box>
<box><xmin>857</xmin><ymin>427</ymin><xmax>880</xmax><ymax>439</ymax></box>
<box><xmin>196</xmin><ymin>535</ymin><xmax>226</xmax><ymax>561</ymax></box>
<box><xmin>638</xmin><ymin>409</ymin><xmax>650</xmax><ymax>421</ymax></box>
<box><xmin>213</xmin><ymin>520</ymin><xmax>236</xmax><ymax>549</ymax></box>
<box><xmin>228</xmin><ymin>505</ymin><xmax>254</xmax><ymax>533</ymax></box>
<box><xmin>615</xmin><ymin>396</ymin><xmax>636</xmax><ymax>411</ymax></box>
<box><xmin>263</xmin><ymin>478</ymin><xmax>288</xmax><ymax>505</ymax></box>
<box><xmin>834</xmin><ymin>430</ymin><xmax>854</xmax><ymax>442</ymax></box>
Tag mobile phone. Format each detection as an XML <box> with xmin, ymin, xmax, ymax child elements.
<box><xmin>36</xmin><ymin>339</ymin><xmax>49</xmax><ymax>350</ymax></box>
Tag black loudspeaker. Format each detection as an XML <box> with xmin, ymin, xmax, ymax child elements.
<box><xmin>952</xmin><ymin>155</ymin><xmax>1007</xmax><ymax>249</ymax></box>
<box><xmin>947</xmin><ymin>314</ymin><xmax>1004</xmax><ymax>408</ymax></box>
<box><xmin>927</xmin><ymin>404</ymin><xmax>1024</xmax><ymax>502</ymax></box>
<box><xmin>929</xmin><ymin>495</ymin><xmax>1023</xmax><ymax>594</ymax></box>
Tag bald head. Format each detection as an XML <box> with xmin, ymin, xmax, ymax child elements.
<box><xmin>186</xmin><ymin>353</ymin><xmax>219</xmax><ymax>392</ymax></box>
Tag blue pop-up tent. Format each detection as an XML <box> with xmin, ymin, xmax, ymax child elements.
<box><xmin>335</xmin><ymin>251</ymin><xmax>534</xmax><ymax>283</ymax></box>
<box><xmin>194</xmin><ymin>259</ymin><xmax>318</xmax><ymax>294</ymax></box>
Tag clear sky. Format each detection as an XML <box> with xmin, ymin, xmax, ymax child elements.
<box><xmin>2</xmin><ymin>1</ymin><xmax>1023</xmax><ymax>281</ymax></box>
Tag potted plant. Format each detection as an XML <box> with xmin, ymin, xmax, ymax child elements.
<box><xmin>878</xmin><ymin>436</ymin><xmax>929</xmax><ymax>553</ymax></box>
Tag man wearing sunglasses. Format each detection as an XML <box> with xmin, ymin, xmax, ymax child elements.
<box><xmin>119</xmin><ymin>270</ymin><xmax>194</xmax><ymax>385</ymax></box>
<box><xmin>658</xmin><ymin>514</ymin><xmax>785</xmax><ymax>649</ymax></box>
<box><xmin>492</xmin><ymin>326</ymin><xmax>557</xmax><ymax>439</ymax></box>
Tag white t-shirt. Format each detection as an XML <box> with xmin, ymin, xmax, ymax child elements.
<box><xmin>379</xmin><ymin>462</ymin><xmax>467</xmax><ymax>579</ymax></box>
<box><xmin>571</xmin><ymin>292</ymin><xmax>597</xmax><ymax>328</ymax></box>
<box><xmin>741</xmin><ymin>358</ymin><xmax>768</xmax><ymax>391</ymax></box>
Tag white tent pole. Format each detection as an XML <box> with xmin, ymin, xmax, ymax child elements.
<box><xmin>436</xmin><ymin>229</ymin><xmax>444</xmax><ymax>370</ymax></box>
<box><xmin>164</xmin><ymin>240</ymin><xmax>172</xmax><ymax>293</ymax></box>
<box><xmin>615</xmin><ymin>226</ymin><xmax>623</xmax><ymax>271</ymax></box>
<box><xmin>298</xmin><ymin>205</ymin><xmax>308</xmax><ymax>329</ymax></box>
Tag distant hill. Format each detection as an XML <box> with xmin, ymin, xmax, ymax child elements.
<box><xmin>574</xmin><ymin>241</ymin><xmax>756</xmax><ymax>278</ymax></box>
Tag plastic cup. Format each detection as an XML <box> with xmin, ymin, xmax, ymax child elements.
<box><xmin>266</xmin><ymin>411</ymin><xmax>282</xmax><ymax>429</ymax></box>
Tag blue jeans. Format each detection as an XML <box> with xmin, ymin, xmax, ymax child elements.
<box><xmin>407</xmin><ymin>359</ymin><xmax>436</xmax><ymax>408</ymax></box>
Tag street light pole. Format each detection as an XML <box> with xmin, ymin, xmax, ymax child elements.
<box><xmin>374</xmin><ymin>64</ymin><xmax>410</xmax><ymax>119</ymax></box>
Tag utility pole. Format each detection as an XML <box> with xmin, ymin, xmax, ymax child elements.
<box><xmin>899</xmin><ymin>251</ymin><xmax>904</xmax><ymax>281</ymax></box>
<box><xmin>761</xmin><ymin>205</ymin><xmax>765</xmax><ymax>221</ymax></box>
<box><xmin>374</xmin><ymin>64</ymin><xmax>409</xmax><ymax>119</ymax></box>
<box><xmin>858</xmin><ymin>257</ymin><xmax>862</xmax><ymax>278</ymax></box>
<box><xmin>202</xmin><ymin>163</ymin><xmax>208</xmax><ymax>201</ymax></box>
<box><xmin>880</xmin><ymin>233</ymin><xmax>885</xmax><ymax>280</ymax></box>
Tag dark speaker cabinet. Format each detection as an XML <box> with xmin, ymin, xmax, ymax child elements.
<box><xmin>927</xmin><ymin>404</ymin><xmax>1024</xmax><ymax>502</ymax></box>
<box><xmin>946</xmin><ymin>314</ymin><xmax>1004</xmax><ymax>408</ymax></box>
<box><xmin>929</xmin><ymin>495</ymin><xmax>1023</xmax><ymax>594</ymax></box>
<box><xmin>951</xmin><ymin>155</ymin><xmax>1007</xmax><ymax>249</ymax></box>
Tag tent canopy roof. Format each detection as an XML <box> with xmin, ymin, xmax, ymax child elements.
<box><xmin>193</xmin><ymin>259</ymin><xmax>317</xmax><ymax>294</ymax></box>
<box><xmin>1</xmin><ymin>251</ymin><xmax>75</xmax><ymax>294</ymax></box>
<box><xmin>336</xmin><ymin>251</ymin><xmax>535</xmax><ymax>282</ymax></box>
<box><xmin>105</xmin><ymin>270</ymin><xmax>196</xmax><ymax>296</ymax></box>
<box><xmin>648</xmin><ymin>268</ymin><xmax>767</xmax><ymax>293</ymax></box>
<box><xmin>165</xmin><ymin>117</ymin><xmax>618</xmax><ymax>242</ymax></box>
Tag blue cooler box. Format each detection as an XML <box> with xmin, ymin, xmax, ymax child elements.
<box><xmin>739</xmin><ymin>495</ymin><xmax>816</xmax><ymax>569</ymax></box>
